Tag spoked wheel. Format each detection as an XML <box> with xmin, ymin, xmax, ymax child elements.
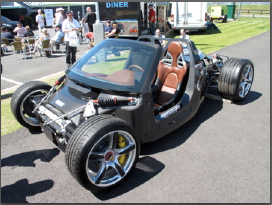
<box><xmin>87</xmin><ymin>130</ymin><xmax>136</xmax><ymax>186</ymax></box>
<box><xmin>218</xmin><ymin>58</ymin><xmax>254</xmax><ymax>101</ymax></box>
<box><xmin>11</xmin><ymin>81</ymin><xmax>51</xmax><ymax>129</ymax></box>
<box><xmin>65</xmin><ymin>115</ymin><xmax>140</xmax><ymax>193</ymax></box>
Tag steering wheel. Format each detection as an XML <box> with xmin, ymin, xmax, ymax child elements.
<box><xmin>127</xmin><ymin>65</ymin><xmax>144</xmax><ymax>72</ymax></box>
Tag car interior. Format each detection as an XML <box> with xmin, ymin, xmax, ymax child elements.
<box><xmin>152</xmin><ymin>41</ymin><xmax>189</xmax><ymax>115</ymax></box>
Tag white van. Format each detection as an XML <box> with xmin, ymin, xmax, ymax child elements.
<box><xmin>169</xmin><ymin>2</ymin><xmax>208</xmax><ymax>31</ymax></box>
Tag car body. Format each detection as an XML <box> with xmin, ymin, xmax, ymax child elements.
<box><xmin>11</xmin><ymin>37</ymin><xmax>254</xmax><ymax>193</ymax></box>
<box><xmin>1</xmin><ymin>15</ymin><xmax>18</xmax><ymax>34</ymax></box>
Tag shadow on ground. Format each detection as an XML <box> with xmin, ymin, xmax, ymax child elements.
<box><xmin>140</xmin><ymin>97</ymin><xmax>222</xmax><ymax>155</ymax></box>
<box><xmin>1</xmin><ymin>93</ymin><xmax>13</xmax><ymax>100</ymax></box>
<box><xmin>1</xmin><ymin>178</ymin><xmax>54</xmax><ymax>203</ymax></box>
<box><xmin>236</xmin><ymin>91</ymin><xmax>262</xmax><ymax>105</ymax></box>
<box><xmin>1</xmin><ymin>148</ymin><xmax>60</xmax><ymax>168</ymax></box>
<box><xmin>140</xmin><ymin>89</ymin><xmax>261</xmax><ymax>156</ymax></box>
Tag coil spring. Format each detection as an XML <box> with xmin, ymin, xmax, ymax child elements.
<box><xmin>98</xmin><ymin>97</ymin><xmax>116</xmax><ymax>106</ymax></box>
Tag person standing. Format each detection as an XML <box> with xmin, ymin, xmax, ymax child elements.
<box><xmin>13</xmin><ymin>22</ymin><xmax>26</xmax><ymax>37</ymax></box>
<box><xmin>62</xmin><ymin>10</ymin><xmax>81</xmax><ymax>68</ymax></box>
<box><xmin>80</xmin><ymin>18</ymin><xmax>88</xmax><ymax>40</ymax></box>
<box><xmin>19</xmin><ymin>14</ymin><xmax>25</xmax><ymax>26</ymax></box>
<box><xmin>148</xmin><ymin>4</ymin><xmax>155</xmax><ymax>36</ymax></box>
<box><xmin>84</xmin><ymin>7</ymin><xmax>96</xmax><ymax>32</ymax></box>
<box><xmin>36</xmin><ymin>9</ymin><xmax>45</xmax><ymax>36</ymax></box>
<box><xmin>56</xmin><ymin>7</ymin><xmax>65</xmax><ymax>28</ymax></box>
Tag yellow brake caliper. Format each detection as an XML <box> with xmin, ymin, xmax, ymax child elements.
<box><xmin>117</xmin><ymin>135</ymin><xmax>126</xmax><ymax>166</ymax></box>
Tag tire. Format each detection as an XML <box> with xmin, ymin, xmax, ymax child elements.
<box><xmin>218</xmin><ymin>58</ymin><xmax>254</xmax><ymax>101</ymax></box>
<box><xmin>11</xmin><ymin>81</ymin><xmax>51</xmax><ymax>129</ymax></box>
<box><xmin>65</xmin><ymin>115</ymin><xmax>140</xmax><ymax>193</ymax></box>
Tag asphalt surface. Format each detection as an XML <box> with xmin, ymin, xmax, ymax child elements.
<box><xmin>1</xmin><ymin>27</ymin><xmax>90</xmax><ymax>92</ymax></box>
<box><xmin>1</xmin><ymin>30</ymin><xmax>270</xmax><ymax>203</ymax></box>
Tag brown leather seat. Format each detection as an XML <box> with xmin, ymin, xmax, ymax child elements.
<box><xmin>152</xmin><ymin>41</ymin><xmax>188</xmax><ymax>115</ymax></box>
<box><xmin>98</xmin><ymin>70</ymin><xmax>135</xmax><ymax>86</ymax></box>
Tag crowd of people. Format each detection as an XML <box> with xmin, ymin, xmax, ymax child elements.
<box><xmin>2</xmin><ymin>4</ymin><xmax>221</xmax><ymax>68</ymax></box>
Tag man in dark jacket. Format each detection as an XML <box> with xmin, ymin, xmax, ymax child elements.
<box><xmin>1</xmin><ymin>26</ymin><xmax>14</xmax><ymax>43</ymax></box>
<box><xmin>84</xmin><ymin>7</ymin><xmax>96</xmax><ymax>32</ymax></box>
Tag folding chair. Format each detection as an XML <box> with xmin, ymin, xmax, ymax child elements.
<box><xmin>37</xmin><ymin>39</ymin><xmax>53</xmax><ymax>59</ymax></box>
<box><xmin>58</xmin><ymin>35</ymin><xmax>66</xmax><ymax>53</ymax></box>
<box><xmin>14</xmin><ymin>37</ymin><xmax>22</xmax><ymax>42</ymax></box>
<box><xmin>10</xmin><ymin>41</ymin><xmax>26</xmax><ymax>60</ymax></box>
<box><xmin>1</xmin><ymin>38</ymin><xmax>13</xmax><ymax>53</ymax></box>
<box><xmin>25</xmin><ymin>36</ymin><xmax>36</xmax><ymax>58</ymax></box>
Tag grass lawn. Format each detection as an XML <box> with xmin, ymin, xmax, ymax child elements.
<box><xmin>167</xmin><ymin>17</ymin><xmax>270</xmax><ymax>54</ymax></box>
<box><xmin>1</xmin><ymin>17</ymin><xmax>270</xmax><ymax>136</ymax></box>
<box><xmin>1</xmin><ymin>72</ymin><xmax>65</xmax><ymax>136</ymax></box>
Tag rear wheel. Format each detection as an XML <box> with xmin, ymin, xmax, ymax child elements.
<box><xmin>218</xmin><ymin>58</ymin><xmax>254</xmax><ymax>101</ymax></box>
<box><xmin>10</xmin><ymin>81</ymin><xmax>51</xmax><ymax>129</ymax></box>
<box><xmin>65</xmin><ymin>115</ymin><xmax>140</xmax><ymax>193</ymax></box>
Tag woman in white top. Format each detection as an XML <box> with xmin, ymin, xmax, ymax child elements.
<box><xmin>34</xmin><ymin>28</ymin><xmax>51</xmax><ymax>57</ymax></box>
<box><xmin>36</xmin><ymin>9</ymin><xmax>45</xmax><ymax>36</ymax></box>
<box><xmin>62</xmin><ymin>10</ymin><xmax>80</xmax><ymax>68</ymax></box>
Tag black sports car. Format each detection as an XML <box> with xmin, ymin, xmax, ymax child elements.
<box><xmin>1</xmin><ymin>15</ymin><xmax>18</xmax><ymax>34</ymax></box>
<box><xmin>11</xmin><ymin>36</ymin><xmax>254</xmax><ymax>193</ymax></box>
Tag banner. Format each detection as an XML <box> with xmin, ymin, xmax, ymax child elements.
<box><xmin>44</xmin><ymin>9</ymin><xmax>53</xmax><ymax>26</ymax></box>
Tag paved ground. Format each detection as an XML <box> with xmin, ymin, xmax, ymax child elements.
<box><xmin>1</xmin><ymin>31</ymin><xmax>270</xmax><ymax>203</ymax></box>
<box><xmin>1</xmin><ymin>27</ymin><xmax>90</xmax><ymax>92</ymax></box>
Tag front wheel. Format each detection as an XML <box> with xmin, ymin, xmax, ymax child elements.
<box><xmin>10</xmin><ymin>81</ymin><xmax>51</xmax><ymax>129</ymax></box>
<box><xmin>218</xmin><ymin>58</ymin><xmax>254</xmax><ymax>101</ymax></box>
<box><xmin>65</xmin><ymin>115</ymin><xmax>140</xmax><ymax>193</ymax></box>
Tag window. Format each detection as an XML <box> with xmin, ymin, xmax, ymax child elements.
<box><xmin>66</xmin><ymin>40</ymin><xmax>156</xmax><ymax>93</ymax></box>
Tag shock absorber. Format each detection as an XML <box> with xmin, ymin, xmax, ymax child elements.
<box><xmin>32</xmin><ymin>75</ymin><xmax>67</xmax><ymax>113</ymax></box>
<box><xmin>98</xmin><ymin>97</ymin><xmax>116</xmax><ymax>106</ymax></box>
<box><xmin>97</xmin><ymin>96</ymin><xmax>133</xmax><ymax>106</ymax></box>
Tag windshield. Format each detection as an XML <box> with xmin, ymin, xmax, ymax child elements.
<box><xmin>1</xmin><ymin>16</ymin><xmax>12</xmax><ymax>22</ymax></box>
<box><xmin>66</xmin><ymin>40</ymin><xmax>156</xmax><ymax>93</ymax></box>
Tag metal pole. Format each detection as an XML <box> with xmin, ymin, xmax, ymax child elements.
<box><xmin>237</xmin><ymin>2</ymin><xmax>242</xmax><ymax>21</ymax></box>
<box><xmin>82</xmin><ymin>5</ymin><xmax>85</xmax><ymax>21</ymax></box>
<box><xmin>95</xmin><ymin>2</ymin><xmax>101</xmax><ymax>23</ymax></box>
<box><xmin>93</xmin><ymin>2</ymin><xmax>104</xmax><ymax>45</ymax></box>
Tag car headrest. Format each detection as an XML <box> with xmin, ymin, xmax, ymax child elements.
<box><xmin>162</xmin><ymin>41</ymin><xmax>184</xmax><ymax>67</ymax></box>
